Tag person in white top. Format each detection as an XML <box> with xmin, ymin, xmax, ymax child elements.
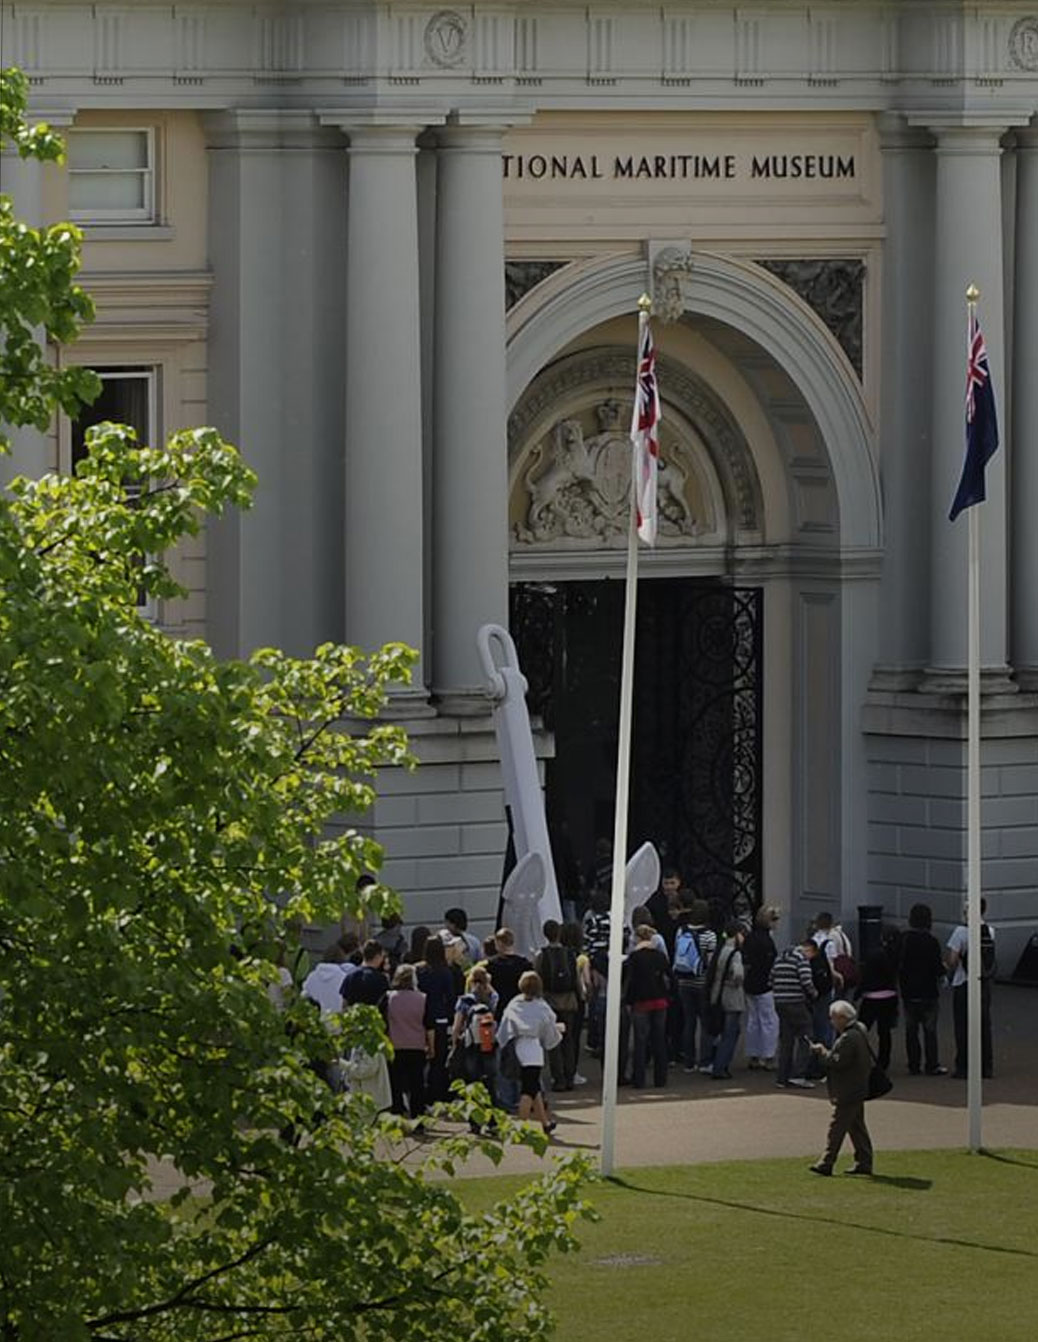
<box><xmin>496</xmin><ymin>970</ymin><xmax>563</xmax><ymax>1134</ymax></box>
<box><xmin>302</xmin><ymin>943</ymin><xmax>351</xmax><ymax>1016</ymax></box>
<box><xmin>945</xmin><ymin>897</ymin><xmax>995</xmax><ymax>1079</ymax></box>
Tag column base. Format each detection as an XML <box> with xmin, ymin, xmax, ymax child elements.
<box><xmin>868</xmin><ymin>665</ymin><xmax>927</xmax><ymax>694</ymax></box>
<box><xmin>1013</xmin><ymin>666</ymin><xmax>1038</xmax><ymax>694</ymax></box>
<box><xmin>916</xmin><ymin>665</ymin><xmax>1018</xmax><ymax>697</ymax></box>
<box><xmin>432</xmin><ymin>687</ymin><xmax>497</xmax><ymax>718</ymax></box>
<box><xmin>380</xmin><ymin>687</ymin><xmax>437</xmax><ymax>720</ymax></box>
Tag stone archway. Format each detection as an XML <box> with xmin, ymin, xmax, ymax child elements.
<box><xmin>505</xmin><ymin>249</ymin><xmax>880</xmax><ymax>552</ymax></box>
<box><xmin>505</xmin><ymin>249</ymin><xmax>883</xmax><ymax>932</ymax></box>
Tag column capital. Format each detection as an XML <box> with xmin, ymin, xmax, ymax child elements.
<box><xmin>318</xmin><ymin>110</ymin><xmax>444</xmax><ymax>147</ymax></box>
<box><xmin>876</xmin><ymin>113</ymin><xmax>934</xmax><ymax>154</ymax></box>
<box><xmin>1012</xmin><ymin>118</ymin><xmax>1038</xmax><ymax>152</ymax></box>
<box><xmin>908</xmin><ymin>116</ymin><xmax>1028</xmax><ymax>154</ymax></box>
<box><xmin>436</xmin><ymin>108</ymin><xmax>532</xmax><ymax>151</ymax></box>
<box><xmin>203</xmin><ymin>109</ymin><xmax>342</xmax><ymax>153</ymax></box>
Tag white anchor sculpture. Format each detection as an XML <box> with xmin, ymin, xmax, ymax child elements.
<box><xmin>477</xmin><ymin>624</ymin><xmax>562</xmax><ymax>959</ymax></box>
<box><xmin>624</xmin><ymin>841</ymin><xmax>661</xmax><ymax>929</ymax></box>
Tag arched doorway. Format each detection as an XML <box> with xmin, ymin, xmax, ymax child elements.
<box><xmin>505</xmin><ymin>251</ymin><xmax>881</xmax><ymax>924</ymax></box>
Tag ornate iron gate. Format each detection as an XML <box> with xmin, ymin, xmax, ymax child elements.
<box><xmin>510</xmin><ymin>578</ymin><xmax>763</xmax><ymax>922</ymax></box>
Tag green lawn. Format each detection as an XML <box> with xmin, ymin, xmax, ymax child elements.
<box><xmin>459</xmin><ymin>1150</ymin><xmax>1038</xmax><ymax>1341</ymax></box>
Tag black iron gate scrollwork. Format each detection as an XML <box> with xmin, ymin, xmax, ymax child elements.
<box><xmin>510</xmin><ymin>578</ymin><xmax>763</xmax><ymax>925</ymax></box>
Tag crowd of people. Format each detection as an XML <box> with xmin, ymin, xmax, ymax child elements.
<box><xmin>288</xmin><ymin>876</ymin><xmax>997</xmax><ymax>1136</ymax></box>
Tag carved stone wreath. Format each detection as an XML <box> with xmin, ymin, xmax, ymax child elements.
<box><xmin>424</xmin><ymin>10</ymin><xmax>467</xmax><ymax>68</ymax></box>
<box><xmin>1009</xmin><ymin>16</ymin><xmax>1038</xmax><ymax>71</ymax></box>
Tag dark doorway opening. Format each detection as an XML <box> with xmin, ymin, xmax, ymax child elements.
<box><xmin>510</xmin><ymin>578</ymin><xmax>763</xmax><ymax>924</ymax></box>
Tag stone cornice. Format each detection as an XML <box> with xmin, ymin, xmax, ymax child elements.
<box><xmin>74</xmin><ymin>269</ymin><xmax>212</xmax><ymax>342</ymax></box>
<box><xmin>9</xmin><ymin>4</ymin><xmax>1038</xmax><ymax>117</ymax></box>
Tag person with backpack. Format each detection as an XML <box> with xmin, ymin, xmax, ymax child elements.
<box><xmin>810</xmin><ymin>913</ymin><xmax>839</xmax><ymax>1050</ymax></box>
<box><xmin>743</xmin><ymin>905</ymin><xmax>781</xmax><ymax>1070</ymax></box>
<box><xmin>535</xmin><ymin>919</ymin><xmax>579</xmax><ymax>1090</ymax></box>
<box><xmin>945</xmin><ymin>897</ymin><xmax>996</xmax><ymax>1079</ymax></box>
<box><xmin>450</xmin><ymin>965</ymin><xmax>500</xmax><ymax>1103</ymax></box>
<box><xmin>673</xmin><ymin>899</ymin><xmax>718</xmax><ymax>1073</ymax></box>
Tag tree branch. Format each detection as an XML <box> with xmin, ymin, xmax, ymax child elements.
<box><xmin>86</xmin><ymin>1237</ymin><xmax>276</xmax><ymax>1329</ymax></box>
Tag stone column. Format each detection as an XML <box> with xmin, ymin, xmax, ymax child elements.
<box><xmin>432</xmin><ymin>120</ymin><xmax>510</xmax><ymax>712</ymax></box>
<box><xmin>341</xmin><ymin>123</ymin><xmax>429</xmax><ymax>701</ymax></box>
<box><xmin>924</xmin><ymin>123</ymin><xmax>1010</xmax><ymax>687</ymax></box>
<box><xmin>872</xmin><ymin>115</ymin><xmax>935</xmax><ymax>686</ymax></box>
<box><xmin>205</xmin><ymin>111</ymin><xmax>346</xmax><ymax>660</ymax></box>
<box><xmin>1011</xmin><ymin>122</ymin><xmax>1038</xmax><ymax>688</ymax></box>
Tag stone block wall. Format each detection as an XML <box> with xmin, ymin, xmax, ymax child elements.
<box><xmin>864</xmin><ymin>699</ymin><xmax>1038</xmax><ymax>974</ymax></box>
<box><xmin>368</xmin><ymin>713</ymin><xmax>545</xmax><ymax>943</ymax></box>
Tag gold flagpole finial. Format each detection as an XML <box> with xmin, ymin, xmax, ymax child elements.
<box><xmin>637</xmin><ymin>292</ymin><xmax>653</xmax><ymax>313</ymax></box>
<box><xmin>966</xmin><ymin>284</ymin><xmax>980</xmax><ymax>304</ymax></box>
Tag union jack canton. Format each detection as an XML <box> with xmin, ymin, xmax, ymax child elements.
<box><xmin>949</xmin><ymin>308</ymin><xmax>1000</xmax><ymax>522</ymax></box>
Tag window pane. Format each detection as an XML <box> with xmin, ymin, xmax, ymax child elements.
<box><xmin>69</xmin><ymin>130</ymin><xmax>149</xmax><ymax>170</ymax></box>
<box><xmin>71</xmin><ymin>373</ymin><xmax>152</xmax><ymax>467</ymax></box>
<box><xmin>69</xmin><ymin>170</ymin><xmax>146</xmax><ymax>213</ymax></box>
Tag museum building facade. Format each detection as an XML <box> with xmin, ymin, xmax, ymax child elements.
<box><xmin>3</xmin><ymin>1</ymin><xmax>1038</xmax><ymax>959</ymax></box>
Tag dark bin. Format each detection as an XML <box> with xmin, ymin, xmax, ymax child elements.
<box><xmin>857</xmin><ymin>904</ymin><xmax>884</xmax><ymax>962</ymax></box>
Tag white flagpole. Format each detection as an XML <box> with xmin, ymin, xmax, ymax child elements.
<box><xmin>965</xmin><ymin>288</ymin><xmax>983</xmax><ymax>1152</ymax></box>
<box><xmin>599</xmin><ymin>498</ymin><xmax>639</xmax><ymax>1177</ymax></box>
<box><xmin>600</xmin><ymin>295</ymin><xmax>652</xmax><ymax>1177</ymax></box>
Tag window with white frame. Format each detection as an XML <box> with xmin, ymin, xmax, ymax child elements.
<box><xmin>67</xmin><ymin>129</ymin><xmax>156</xmax><ymax>224</ymax></box>
<box><xmin>70</xmin><ymin>367</ymin><xmax>158</xmax><ymax>612</ymax></box>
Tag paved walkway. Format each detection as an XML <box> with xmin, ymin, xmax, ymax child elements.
<box><xmin>146</xmin><ymin>985</ymin><xmax>1036</xmax><ymax>1195</ymax></box>
<box><xmin>457</xmin><ymin>982</ymin><xmax>1038</xmax><ymax>1177</ymax></box>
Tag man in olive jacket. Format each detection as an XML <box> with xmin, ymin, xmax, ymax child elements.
<box><xmin>807</xmin><ymin>1000</ymin><xmax>873</xmax><ymax>1176</ymax></box>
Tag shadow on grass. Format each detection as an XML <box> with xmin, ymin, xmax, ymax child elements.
<box><xmin>979</xmin><ymin>1150</ymin><xmax>1038</xmax><ymax>1171</ymax></box>
<box><xmin>607</xmin><ymin>1174</ymin><xmax>1038</xmax><ymax>1260</ymax></box>
<box><xmin>866</xmin><ymin>1174</ymin><xmax>933</xmax><ymax>1190</ymax></box>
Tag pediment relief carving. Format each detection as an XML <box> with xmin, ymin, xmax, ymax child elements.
<box><xmin>508</xmin><ymin>347</ymin><xmax>762</xmax><ymax>553</ymax></box>
<box><xmin>514</xmin><ymin>399</ymin><xmax>702</xmax><ymax>547</ymax></box>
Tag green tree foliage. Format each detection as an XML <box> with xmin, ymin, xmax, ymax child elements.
<box><xmin>0</xmin><ymin>69</ymin><xmax>100</xmax><ymax>444</ymax></box>
<box><xmin>0</xmin><ymin>69</ymin><xmax>592</xmax><ymax>1340</ymax></box>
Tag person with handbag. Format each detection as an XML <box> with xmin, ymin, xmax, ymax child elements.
<box><xmin>807</xmin><ymin>1000</ymin><xmax>874</xmax><ymax>1177</ymax></box>
<box><xmin>495</xmin><ymin>971</ymin><xmax>564</xmax><ymax>1135</ymax></box>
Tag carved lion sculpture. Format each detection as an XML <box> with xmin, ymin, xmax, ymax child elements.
<box><xmin>657</xmin><ymin>453</ymin><xmax>697</xmax><ymax>534</ymax></box>
<box><xmin>523</xmin><ymin>418</ymin><xmax>594</xmax><ymax>537</ymax></box>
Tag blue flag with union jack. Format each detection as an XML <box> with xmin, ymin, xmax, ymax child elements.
<box><xmin>949</xmin><ymin>308</ymin><xmax>999</xmax><ymax>521</ymax></box>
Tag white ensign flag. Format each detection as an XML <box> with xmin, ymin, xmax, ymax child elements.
<box><xmin>631</xmin><ymin>307</ymin><xmax>660</xmax><ymax>546</ymax></box>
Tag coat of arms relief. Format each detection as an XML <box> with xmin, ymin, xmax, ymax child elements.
<box><xmin>512</xmin><ymin>400</ymin><xmax>702</xmax><ymax>547</ymax></box>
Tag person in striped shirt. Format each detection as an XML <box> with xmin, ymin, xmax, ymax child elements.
<box><xmin>769</xmin><ymin>936</ymin><xmax>819</xmax><ymax>1089</ymax></box>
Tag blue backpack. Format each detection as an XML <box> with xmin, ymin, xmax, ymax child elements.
<box><xmin>673</xmin><ymin>927</ymin><xmax>703</xmax><ymax>977</ymax></box>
